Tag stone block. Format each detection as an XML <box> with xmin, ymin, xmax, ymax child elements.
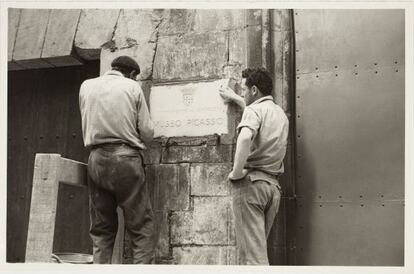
<box><xmin>113</xmin><ymin>9</ymin><xmax>163</xmax><ymax>49</ymax></box>
<box><xmin>74</xmin><ymin>9</ymin><xmax>120</xmax><ymax>60</ymax></box>
<box><xmin>228</xmin><ymin>29</ymin><xmax>247</xmax><ymax>67</ymax></box>
<box><xmin>192</xmin><ymin>10</ymin><xmax>246</xmax><ymax>32</ymax></box>
<box><xmin>154</xmin><ymin>210</ymin><xmax>170</xmax><ymax>258</ymax></box>
<box><xmin>13</xmin><ymin>9</ymin><xmax>53</xmax><ymax>68</ymax></box>
<box><xmin>246</xmin><ymin>25</ymin><xmax>263</xmax><ymax>68</ymax></box>
<box><xmin>8</xmin><ymin>8</ymin><xmax>21</xmax><ymax>62</ymax></box>
<box><xmin>170</xmin><ymin>211</ymin><xmax>194</xmax><ymax>245</ymax></box>
<box><xmin>162</xmin><ymin>145</ymin><xmax>233</xmax><ymax>164</ymax></box>
<box><xmin>173</xmin><ymin>246</ymin><xmax>236</xmax><ymax>265</ymax></box>
<box><xmin>158</xmin><ymin>9</ymin><xmax>196</xmax><ymax>36</ymax></box>
<box><xmin>142</xmin><ymin>142</ymin><xmax>161</xmax><ymax>165</ymax></box>
<box><xmin>100</xmin><ymin>43</ymin><xmax>156</xmax><ymax>80</ymax></box>
<box><xmin>42</xmin><ymin>9</ymin><xmax>82</xmax><ymax>66</ymax></box>
<box><xmin>190</xmin><ymin>163</ymin><xmax>232</xmax><ymax>196</ymax></box>
<box><xmin>153</xmin><ymin>32</ymin><xmax>227</xmax><ymax>81</ymax></box>
<box><xmin>160</xmin><ymin>136</ymin><xmax>219</xmax><ymax>147</ymax></box>
<box><xmin>193</xmin><ymin>197</ymin><xmax>235</xmax><ymax>245</ymax></box>
<box><xmin>146</xmin><ymin>164</ymin><xmax>190</xmax><ymax>211</ymax></box>
<box><xmin>246</xmin><ymin>9</ymin><xmax>262</xmax><ymax>26</ymax></box>
<box><xmin>139</xmin><ymin>80</ymin><xmax>152</xmax><ymax>111</ymax></box>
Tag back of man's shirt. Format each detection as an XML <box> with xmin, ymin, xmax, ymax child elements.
<box><xmin>237</xmin><ymin>95</ymin><xmax>289</xmax><ymax>176</ymax></box>
<box><xmin>79</xmin><ymin>70</ymin><xmax>154</xmax><ymax>149</ymax></box>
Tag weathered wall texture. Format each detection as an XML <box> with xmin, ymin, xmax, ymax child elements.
<box><xmin>8</xmin><ymin>8</ymin><xmax>294</xmax><ymax>265</ymax></box>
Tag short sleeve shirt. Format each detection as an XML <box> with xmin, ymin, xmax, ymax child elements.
<box><xmin>237</xmin><ymin>96</ymin><xmax>289</xmax><ymax>181</ymax></box>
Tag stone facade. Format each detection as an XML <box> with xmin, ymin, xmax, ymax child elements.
<box><xmin>8</xmin><ymin>8</ymin><xmax>294</xmax><ymax>265</ymax></box>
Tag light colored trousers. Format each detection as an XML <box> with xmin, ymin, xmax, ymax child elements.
<box><xmin>231</xmin><ymin>176</ymin><xmax>281</xmax><ymax>265</ymax></box>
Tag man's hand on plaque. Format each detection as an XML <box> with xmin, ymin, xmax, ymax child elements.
<box><xmin>219</xmin><ymin>85</ymin><xmax>240</xmax><ymax>104</ymax></box>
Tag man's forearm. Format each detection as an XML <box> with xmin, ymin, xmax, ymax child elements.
<box><xmin>232</xmin><ymin>131</ymin><xmax>252</xmax><ymax>176</ymax></box>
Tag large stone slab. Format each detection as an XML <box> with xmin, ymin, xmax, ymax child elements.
<box><xmin>42</xmin><ymin>9</ymin><xmax>82</xmax><ymax>67</ymax></box>
<box><xmin>74</xmin><ymin>9</ymin><xmax>120</xmax><ymax>60</ymax></box>
<box><xmin>162</xmin><ymin>145</ymin><xmax>233</xmax><ymax>164</ymax></box>
<box><xmin>173</xmin><ymin>246</ymin><xmax>236</xmax><ymax>265</ymax></box>
<box><xmin>150</xmin><ymin>80</ymin><xmax>228</xmax><ymax>137</ymax></box>
<box><xmin>146</xmin><ymin>164</ymin><xmax>190</xmax><ymax>211</ymax></box>
<box><xmin>100</xmin><ymin>43</ymin><xmax>156</xmax><ymax>80</ymax></box>
<box><xmin>190</xmin><ymin>163</ymin><xmax>232</xmax><ymax>196</ymax></box>
<box><xmin>13</xmin><ymin>9</ymin><xmax>52</xmax><ymax>68</ymax></box>
<box><xmin>171</xmin><ymin>197</ymin><xmax>235</xmax><ymax>245</ymax></box>
<box><xmin>8</xmin><ymin>8</ymin><xmax>21</xmax><ymax>62</ymax></box>
<box><xmin>113</xmin><ymin>9</ymin><xmax>163</xmax><ymax>49</ymax></box>
<box><xmin>153</xmin><ymin>32</ymin><xmax>227</xmax><ymax>81</ymax></box>
<box><xmin>192</xmin><ymin>197</ymin><xmax>235</xmax><ymax>245</ymax></box>
<box><xmin>170</xmin><ymin>211</ymin><xmax>194</xmax><ymax>245</ymax></box>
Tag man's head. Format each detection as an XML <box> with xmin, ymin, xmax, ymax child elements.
<box><xmin>241</xmin><ymin>67</ymin><xmax>273</xmax><ymax>106</ymax></box>
<box><xmin>111</xmin><ymin>56</ymin><xmax>140</xmax><ymax>80</ymax></box>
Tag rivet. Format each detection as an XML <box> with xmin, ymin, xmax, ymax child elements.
<box><xmin>297</xmin><ymin>115</ymin><xmax>301</xmax><ymax>118</ymax></box>
<box><xmin>319</xmin><ymin>204</ymin><xmax>323</xmax><ymax>207</ymax></box>
<box><xmin>39</xmin><ymin>136</ymin><xmax>44</xmax><ymax>139</ymax></box>
<box><xmin>338</xmin><ymin>195</ymin><xmax>342</xmax><ymax>199</ymax></box>
<box><xmin>334</xmin><ymin>65</ymin><xmax>338</xmax><ymax>69</ymax></box>
<box><xmin>296</xmin><ymin>49</ymin><xmax>299</xmax><ymax>52</ymax></box>
<box><xmin>56</xmin><ymin>135</ymin><xmax>60</xmax><ymax>139</ymax></box>
<box><xmin>24</xmin><ymin>137</ymin><xmax>27</xmax><ymax>140</ymax></box>
<box><xmin>354</xmin><ymin>72</ymin><xmax>358</xmax><ymax>75</ymax></box>
<box><xmin>297</xmin><ymin>76</ymin><xmax>300</xmax><ymax>79</ymax></box>
<box><xmin>316</xmin><ymin>75</ymin><xmax>319</xmax><ymax>78</ymax></box>
<box><xmin>296</xmin><ymin>69</ymin><xmax>300</xmax><ymax>72</ymax></box>
<box><xmin>396</xmin><ymin>69</ymin><xmax>399</xmax><ymax>72</ymax></box>
<box><xmin>295</xmin><ymin>13</ymin><xmax>298</xmax><ymax>15</ymax></box>
<box><xmin>297</xmin><ymin>135</ymin><xmax>301</xmax><ymax>138</ymax></box>
<box><xmin>360</xmin><ymin>204</ymin><xmax>364</xmax><ymax>207</ymax></box>
<box><xmin>374</xmin><ymin>62</ymin><xmax>378</xmax><ymax>66</ymax></box>
<box><xmin>340</xmin><ymin>205</ymin><xmax>343</xmax><ymax>207</ymax></box>
<box><xmin>297</xmin><ymin>96</ymin><xmax>300</xmax><ymax>99</ymax></box>
<box><xmin>354</xmin><ymin>65</ymin><xmax>358</xmax><ymax>67</ymax></box>
<box><xmin>315</xmin><ymin>67</ymin><xmax>318</xmax><ymax>70</ymax></box>
<box><xmin>318</xmin><ymin>195</ymin><xmax>322</xmax><ymax>199</ymax></box>
<box><xmin>382</xmin><ymin>204</ymin><xmax>385</xmax><ymax>207</ymax></box>
<box><xmin>395</xmin><ymin>61</ymin><xmax>398</xmax><ymax>64</ymax></box>
<box><xmin>360</xmin><ymin>195</ymin><xmax>363</xmax><ymax>198</ymax></box>
<box><xmin>375</xmin><ymin>71</ymin><xmax>378</xmax><ymax>74</ymax></box>
<box><xmin>335</xmin><ymin>74</ymin><xmax>338</xmax><ymax>77</ymax></box>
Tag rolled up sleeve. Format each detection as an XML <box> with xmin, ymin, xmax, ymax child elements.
<box><xmin>237</xmin><ymin>106</ymin><xmax>261</xmax><ymax>139</ymax></box>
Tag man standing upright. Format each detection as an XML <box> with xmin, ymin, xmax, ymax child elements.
<box><xmin>79</xmin><ymin>56</ymin><xmax>155</xmax><ymax>264</ymax></box>
<box><xmin>220</xmin><ymin>68</ymin><xmax>289</xmax><ymax>265</ymax></box>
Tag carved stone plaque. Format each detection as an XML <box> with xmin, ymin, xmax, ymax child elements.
<box><xmin>150</xmin><ymin>80</ymin><xmax>229</xmax><ymax>137</ymax></box>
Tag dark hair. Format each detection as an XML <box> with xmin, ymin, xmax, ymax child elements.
<box><xmin>112</xmin><ymin>66</ymin><xmax>135</xmax><ymax>76</ymax></box>
<box><xmin>111</xmin><ymin>56</ymin><xmax>140</xmax><ymax>75</ymax></box>
<box><xmin>242</xmin><ymin>67</ymin><xmax>273</xmax><ymax>96</ymax></box>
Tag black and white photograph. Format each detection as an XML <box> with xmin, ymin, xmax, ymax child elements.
<box><xmin>1</xmin><ymin>1</ymin><xmax>413</xmax><ymax>273</ymax></box>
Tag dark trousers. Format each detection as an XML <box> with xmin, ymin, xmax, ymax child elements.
<box><xmin>231</xmin><ymin>176</ymin><xmax>281</xmax><ymax>265</ymax></box>
<box><xmin>87</xmin><ymin>144</ymin><xmax>154</xmax><ymax>264</ymax></box>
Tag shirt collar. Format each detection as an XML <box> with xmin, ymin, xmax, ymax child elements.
<box><xmin>104</xmin><ymin>70</ymin><xmax>124</xmax><ymax>77</ymax></box>
<box><xmin>250</xmin><ymin>95</ymin><xmax>274</xmax><ymax>106</ymax></box>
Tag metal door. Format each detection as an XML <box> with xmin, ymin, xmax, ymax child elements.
<box><xmin>294</xmin><ymin>10</ymin><xmax>404</xmax><ymax>265</ymax></box>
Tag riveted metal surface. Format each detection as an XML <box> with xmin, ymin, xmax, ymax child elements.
<box><xmin>295</xmin><ymin>9</ymin><xmax>404</xmax><ymax>74</ymax></box>
<box><xmin>296</xmin><ymin>66</ymin><xmax>404</xmax><ymax>201</ymax></box>
<box><xmin>294</xmin><ymin>10</ymin><xmax>404</xmax><ymax>265</ymax></box>
<box><xmin>295</xmin><ymin>199</ymin><xmax>404</xmax><ymax>266</ymax></box>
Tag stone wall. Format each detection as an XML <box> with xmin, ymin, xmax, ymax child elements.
<box><xmin>8</xmin><ymin>8</ymin><xmax>294</xmax><ymax>265</ymax></box>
